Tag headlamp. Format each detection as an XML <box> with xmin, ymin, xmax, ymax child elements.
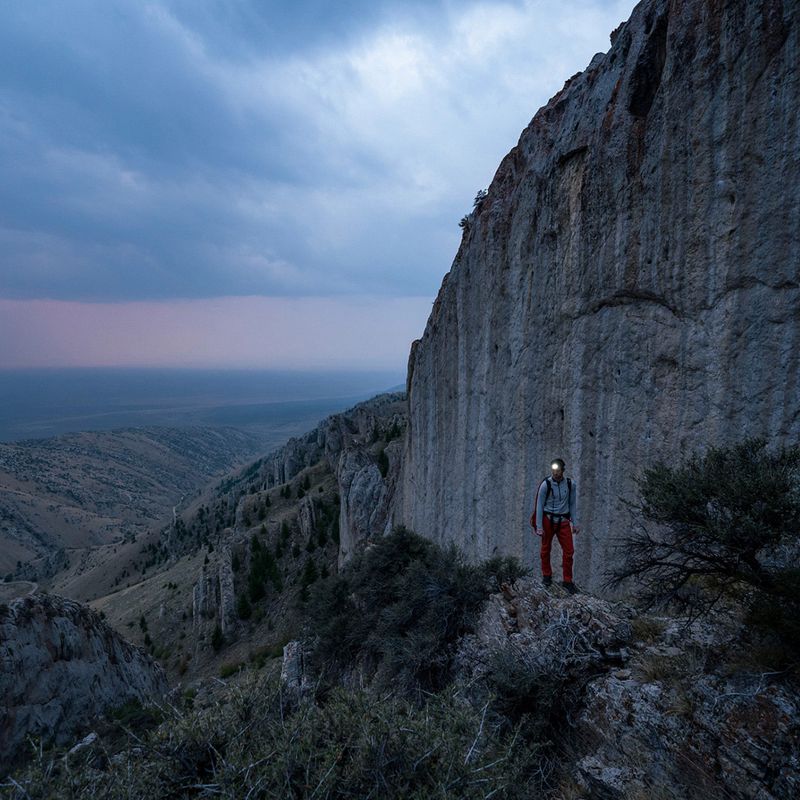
<box><xmin>551</xmin><ymin>463</ymin><xmax>560</xmax><ymax>470</ymax></box>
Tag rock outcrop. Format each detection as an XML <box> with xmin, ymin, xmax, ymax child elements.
<box><xmin>223</xmin><ymin>393</ymin><xmax>407</xmax><ymax>564</ymax></box>
<box><xmin>191</xmin><ymin>545</ymin><xmax>236</xmax><ymax>636</ymax></box>
<box><xmin>336</xmin><ymin>438</ymin><xmax>402</xmax><ymax>566</ymax></box>
<box><xmin>0</xmin><ymin>593</ymin><xmax>167</xmax><ymax>772</ymax></box>
<box><xmin>262</xmin><ymin>393</ymin><xmax>406</xmax><ymax>489</ymax></box>
<box><xmin>396</xmin><ymin>0</ymin><xmax>800</xmax><ymax>589</ymax></box>
<box><xmin>456</xmin><ymin>578</ymin><xmax>632</xmax><ymax>688</ymax></box>
<box><xmin>468</xmin><ymin>579</ymin><xmax>800</xmax><ymax>799</ymax></box>
<box><xmin>576</xmin><ymin>665</ymin><xmax>800</xmax><ymax>799</ymax></box>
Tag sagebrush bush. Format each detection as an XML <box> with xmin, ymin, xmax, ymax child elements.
<box><xmin>7</xmin><ymin>669</ymin><xmax>549</xmax><ymax>800</ymax></box>
<box><xmin>483</xmin><ymin>642</ymin><xmax>568</xmax><ymax>731</ymax></box>
<box><xmin>306</xmin><ymin>527</ymin><xmax>528</xmax><ymax>692</ymax></box>
<box><xmin>607</xmin><ymin>439</ymin><xmax>800</xmax><ymax>616</ymax></box>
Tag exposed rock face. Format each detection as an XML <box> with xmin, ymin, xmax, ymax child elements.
<box><xmin>468</xmin><ymin>579</ymin><xmax>800</xmax><ymax>799</ymax></box>
<box><xmin>0</xmin><ymin>593</ymin><xmax>167</xmax><ymax>771</ymax></box>
<box><xmin>297</xmin><ymin>496</ymin><xmax>317</xmax><ymax>540</ymax></box>
<box><xmin>218</xmin><ymin>547</ymin><xmax>237</xmax><ymax>636</ymax></box>
<box><xmin>280</xmin><ymin>640</ymin><xmax>310</xmax><ymax>698</ymax></box>
<box><xmin>396</xmin><ymin>0</ymin><xmax>800</xmax><ymax>589</ymax></box>
<box><xmin>576</xmin><ymin>667</ymin><xmax>800</xmax><ymax>800</ymax></box>
<box><xmin>192</xmin><ymin>562</ymin><xmax>216</xmax><ymax>624</ymax></box>
<box><xmin>337</xmin><ymin>440</ymin><xmax>403</xmax><ymax>566</ymax></box>
<box><xmin>192</xmin><ymin>546</ymin><xmax>236</xmax><ymax>636</ymax></box>
<box><xmin>228</xmin><ymin>393</ymin><xmax>407</xmax><ymax>564</ymax></box>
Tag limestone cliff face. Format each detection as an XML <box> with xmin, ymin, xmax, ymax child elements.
<box><xmin>0</xmin><ymin>593</ymin><xmax>167</xmax><ymax>770</ymax></box>
<box><xmin>397</xmin><ymin>0</ymin><xmax>800</xmax><ymax>588</ymax></box>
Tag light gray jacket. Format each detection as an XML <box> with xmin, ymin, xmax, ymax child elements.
<box><xmin>535</xmin><ymin>477</ymin><xmax>578</xmax><ymax>529</ymax></box>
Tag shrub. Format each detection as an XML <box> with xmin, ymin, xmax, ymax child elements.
<box><xmin>236</xmin><ymin>593</ymin><xmax>252</xmax><ymax>620</ymax></box>
<box><xmin>299</xmin><ymin>559</ymin><xmax>319</xmax><ymax>603</ymax></box>
<box><xmin>6</xmin><ymin>671</ymin><xmax>549</xmax><ymax>800</ymax></box>
<box><xmin>248</xmin><ymin>534</ymin><xmax>283</xmax><ymax>601</ymax></box>
<box><xmin>377</xmin><ymin>448</ymin><xmax>389</xmax><ymax>478</ymax></box>
<box><xmin>330</xmin><ymin>515</ymin><xmax>340</xmax><ymax>545</ymax></box>
<box><xmin>483</xmin><ymin>641</ymin><xmax>572</xmax><ymax>741</ymax></box>
<box><xmin>307</xmin><ymin>527</ymin><xmax>527</xmax><ymax>692</ymax></box>
<box><xmin>220</xmin><ymin>661</ymin><xmax>244</xmax><ymax>679</ymax></box>
<box><xmin>607</xmin><ymin>439</ymin><xmax>800</xmax><ymax>621</ymax></box>
<box><xmin>384</xmin><ymin>420</ymin><xmax>401</xmax><ymax>442</ymax></box>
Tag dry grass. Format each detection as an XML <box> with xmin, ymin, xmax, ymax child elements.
<box><xmin>3</xmin><ymin>667</ymin><xmax>553</xmax><ymax>800</ymax></box>
<box><xmin>629</xmin><ymin>615</ymin><xmax>666</xmax><ymax>644</ymax></box>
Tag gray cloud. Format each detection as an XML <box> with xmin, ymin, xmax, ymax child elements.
<box><xmin>0</xmin><ymin>0</ymin><xmax>635</xmax><ymax>302</ymax></box>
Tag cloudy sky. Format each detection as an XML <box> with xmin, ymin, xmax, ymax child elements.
<box><xmin>1</xmin><ymin>0</ymin><xmax>635</xmax><ymax>369</ymax></box>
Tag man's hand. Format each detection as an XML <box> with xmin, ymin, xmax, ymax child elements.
<box><xmin>534</xmin><ymin>527</ymin><xmax>543</xmax><ymax>537</ymax></box>
<box><xmin>571</xmin><ymin>524</ymin><xmax>581</xmax><ymax>535</ymax></box>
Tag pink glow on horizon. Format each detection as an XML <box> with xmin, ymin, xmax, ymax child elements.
<box><xmin>0</xmin><ymin>296</ymin><xmax>432</xmax><ymax>369</ymax></box>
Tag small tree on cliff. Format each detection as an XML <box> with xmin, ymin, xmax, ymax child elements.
<box><xmin>606</xmin><ymin>438</ymin><xmax>800</xmax><ymax>630</ymax></box>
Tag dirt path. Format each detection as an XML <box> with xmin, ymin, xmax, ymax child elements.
<box><xmin>0</xmin><ymin>581</ymin><xmax>38</xmax><ymax>603</ymax></box>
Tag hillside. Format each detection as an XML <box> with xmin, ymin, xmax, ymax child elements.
<box><xmin>0</xmin><ymin>426</ymin><xmax>262</xmax><ymax>578</ymax></box>
<box><xmin>86</xmin><ymin>393</ymin><xmax>406</xmax><ymax>683</ymax></box>
<box><xmin>6</xmin><ymin>530</ymin><xmax>799</xmax><ymax>798</ymax></box>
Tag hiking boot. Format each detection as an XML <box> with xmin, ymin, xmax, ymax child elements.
<box><xmin>562</xmin><ymin>581</ymin><xmax>579</xmax><ymax>595</ymax></box>
<box><xmin>542</xmin><ymin>575</ymin><xmax>552</xmax><ymax>587</ymax></box>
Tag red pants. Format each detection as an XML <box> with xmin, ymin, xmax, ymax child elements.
<box><xmin>540</xmin><ymin>515</ymin><xmax>574</xmax><ymax>582</ymax></box>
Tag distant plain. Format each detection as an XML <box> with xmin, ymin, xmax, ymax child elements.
<box><xmin>0</xmin><ymin>368</ymin><xmax>405</xmax><ymax>442</ymax></box>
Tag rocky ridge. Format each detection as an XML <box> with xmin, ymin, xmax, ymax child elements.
<box><xmin>101</xmin><ymin>393</ymin><xmax>409</xmax><ymax>680</ymax></box>
<box><xmin>459</xmin><ymin>578</ymin><xmax>799</xmax><ymax>799</ymax></box>
<box><xmin>395</xmin><ymin>0</ymin><xmax>800</xmax><ymax>589</ymax></box>
<box><xmin>191</xmin><ymin>392</ymin><xmax>406</xmax><ymax>566</ymax></box>
<box><xmin>0</xmin><ymin>592</ymin><xmax>167</xmax><ymax>772</ymax></box>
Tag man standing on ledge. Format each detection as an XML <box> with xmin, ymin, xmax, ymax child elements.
<box><xmin>530</xmin><ymin>458</ymin><xmax>580</xmax><ymax>594</ymax></box>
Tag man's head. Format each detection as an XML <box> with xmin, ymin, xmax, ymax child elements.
<box><xmin>550</xmin><ymin>458</ymin><xmax>565</xmax><ymax>481</ymax></box>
